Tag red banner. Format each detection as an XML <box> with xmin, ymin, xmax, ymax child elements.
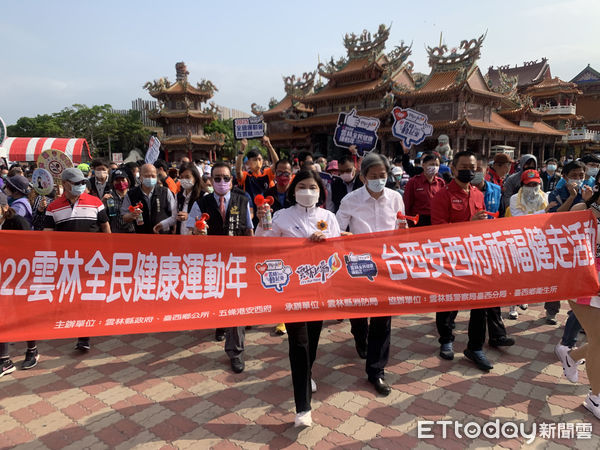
<box><xmin>1</xmin><ymin>211</ymin><xmax>597</xmax><ymax>341</ymax></box>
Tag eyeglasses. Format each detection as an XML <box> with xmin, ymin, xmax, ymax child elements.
<box><xmin>70</xmin><ymin>180</ymin><xmax>87</xmax><ymax>186</ymax></box>
<box><xmin>212</xmin><ymin>176</ymin><xmax>231</xmax><ymax>183</ymax></box>
<box><xmin>276</xmin><ymin>172</ymin><xmax>291</xmax><ymax>177</ymax></box>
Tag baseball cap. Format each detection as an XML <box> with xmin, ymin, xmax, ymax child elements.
<box><xmin>521</xmin><ymin>169</ymin><xmax>541</xmax><ymax>185</ymax></box>
<box><xmin>62</xmin><ymin>168</ymin><xmax>86</xmax><ymax>183</ymax></box>
<box><xmin>112</xmin><ymin>169</ymin><xmax>128</xmax><ymax>179</ymax></box>
<box><xmin>494</xmin><ymin>153</ymin><xmax>513</xmax><ymax>165</ymax></box>
<box><xmin>392</xmin><ymin>166</ymin><xmax>403</xmax><ymax>176</ymax></box>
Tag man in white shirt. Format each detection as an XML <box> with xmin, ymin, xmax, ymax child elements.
<box><xmin>336</xmin><ymin>153</ymin><xmax>405</xmax><ymax>396</ymax></box>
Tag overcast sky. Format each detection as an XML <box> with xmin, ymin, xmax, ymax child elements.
<box><xmin>2</xmin><ymin>0</ymin><xmax>598</xmax><ymax>125</ymax></box>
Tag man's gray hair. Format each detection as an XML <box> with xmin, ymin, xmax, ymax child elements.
<box><xmin>360</xmin><ymin>152</ymin><xmax>391</xmax><ymax>177</ymax></box>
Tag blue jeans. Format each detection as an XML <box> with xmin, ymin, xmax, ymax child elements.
<box><xmin>560</xmin><ymin>310</ymin><xmax>582</xmax><ymax>348</ymax></box>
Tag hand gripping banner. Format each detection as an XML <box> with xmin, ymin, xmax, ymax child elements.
<box><xmin>0</xmin><ymin>211</ymin><xmax>598</xmax><ymax>341</ymax></box>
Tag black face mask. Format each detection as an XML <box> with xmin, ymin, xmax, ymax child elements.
<box><xmin>456</xmin><ymin>169</ymin><xmax>475</xmax><ymax>183</ymax></box>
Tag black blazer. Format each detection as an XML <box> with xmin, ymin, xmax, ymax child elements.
<box><xmin>1</xmin><ymin>214</ymin><xmax>30</xmax><ymax>230</ymax></box>
<box><xmin>331</xmin><ymin>175</ymin><xmax>363</xmax><ymax>212</ymax></box>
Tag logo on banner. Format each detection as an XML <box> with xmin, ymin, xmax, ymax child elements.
<box><xmin>333</xmin><ymin>109</ymin><xmax>380</xmax><ymax>156</ymax></box>
<box><xmin>295</xmin><ymin>253</ymin><xmax>342</xmax><ymax>285</ymax></box>
<box><xmin>255</xmin><ymin>259</ymin><xmax>293</xmax><ymax>293</ymax></box>
<box><xmin>344</xmin><ymin>253</ymin><xmax>378</xmax><ymax>281</ymax></box>
<box><xmin>233</xmin><ymin>116</ymin><xmax>266</xmax><ymax>140</ymax></box>
<box><xmin>391</xmin><ymin>107</ymin><xmax>433</xmax><ymax>148</ymax></box>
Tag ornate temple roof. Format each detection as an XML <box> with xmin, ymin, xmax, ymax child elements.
<box><xmin>487</xmin><ymin>58</ymin><xmax>551</xmax><ymax>90</ymax></box>
<box><xmin>571</xmin><ymin>64</ymin><xmax>600</xmax><ymax>85</ymax></box>
<box><xmin>144</xmin><ymin>62</ymin><xmax>217</xmax><ymax>101</ymax></box>
<box><xmin>524</xmin><ymin>77</ymin><xmax>582</xmax><ymax>96</ymax></box>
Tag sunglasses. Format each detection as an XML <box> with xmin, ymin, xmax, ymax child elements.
<box><xmin>70</xmin><ymin>180</ymin><xmax>87</xmax><ymax>186</ymax></box>
<box><xmin>212</xmin><ymin>176</ymin><xmax>231</xmax><ymax>183</ymax></box>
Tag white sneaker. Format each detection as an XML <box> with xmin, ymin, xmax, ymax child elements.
<box><xmin>519</xmin><ymin>304</ymin><xmax>528</xmax><ymax>310</ymax></box>
<box><xmin>294</xmin><ymin>410</ymin><xmax>312</xmax><ymax>428</ymax></box>
<box><xmin>311</xmin><ymin>378</ymin><xmax>317</xmax><ymax>393</ymax></box>
<box><xmin>555</xmin><ymin>344</ymin><xmax>579</xmax><ymax>383</ymax></box>
<box><xmin>584</xmin><ymin>392</ymin><xmax>600</xmax><ymax>420</ymax></box>
<box><xmin>508</xmin><ymin>306</ymin><xmax>518</xmax><ymax>320</ymax></box>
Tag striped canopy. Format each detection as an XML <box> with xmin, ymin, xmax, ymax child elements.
<box><xmin>1</xmin><ymin>137</ymin><xmax>91</xmax><ymax>163</ymax></box>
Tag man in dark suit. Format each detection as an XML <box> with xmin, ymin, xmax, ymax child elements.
<box><xmin>331</xmin><ymin>155</ymin><xmax>363</xmax><ymax>212</ymax></box>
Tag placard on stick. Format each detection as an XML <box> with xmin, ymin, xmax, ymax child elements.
<box><xmin>333</xmin><ymin>109</ymin><xmax>380</xmax><ymax>156</ymax></box>
<box><xmin>391</xmin><ymin>107</ymin><xmax>433</xmax><ymax>148</ymax></box>
<box><xmin>234</xmin><ymin>117</ymin><xmax>266</xmax><ymax>140</ymax></box>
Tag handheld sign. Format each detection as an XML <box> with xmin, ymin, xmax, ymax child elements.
<box><xmin>37</xmin><ymin>149</ymin><xmax>74</xmax><ymax>182</ymax></box>
<box><xmin>391</xmin><ymin>107</ymin><xmax>433</xmax><ymax>148</ymax></box>
<box><xmin>333</xmin><ymin>109</ymin><xmax>380</xmax><ymax>156</ymax></box>
<box><xmin>31</xmin><ymin>168</ymin><xmax>54</xmax><ymax>196</ymax></box>
<box><xmin>233</xmin><ymin>117</ymin><xmax>265</xmax><ymax>140</ymax></box>
<box><xmin>0</xmin><ymin>116</ymin><xmax>6</xmax><ymax>147</ymax></box>
<box><xmin>145</xmin><ymin>136</ymin><xmax>161</xmax><ymax>164</ymax></box>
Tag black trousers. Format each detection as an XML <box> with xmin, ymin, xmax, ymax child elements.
<box><xmin>350</xmin><ymin>316</ymin><xmax>391</xmax><ymax>380</ymax></box>
<box><xmin>436</xmin><ymin>307</ymin><xmax>507</xmax><ymax>351</ymax></box>
<box><xmin>545</xmin><ymin>301</ymin><xmax>560</xmax><ymax>316</ymax></box>
<box><xmin>286</xmin><ymin>320</ymin><xmax>323</xmax><ymax>413</ymax></box>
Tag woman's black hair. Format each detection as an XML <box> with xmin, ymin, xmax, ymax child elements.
<box><xmin>178</xmin><ymin>162</ymin><xmax>204</xmax><ymax>203</ymax></box>
<box><xmin>287</xmin><ymin>170</ymin><xmax>326</xmax><ymax>206</ymax></box>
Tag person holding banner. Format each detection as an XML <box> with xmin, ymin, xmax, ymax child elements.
<box><xmin>431</xmin><ymin>151</ymin><xmax>494</xmax><ymax>371</ymax></box>
<box><xmin>256</xmin><ymin>170</ymin><xmax>341</xmax><ymax>427</ymax></box>
<box><xmin>0</xmin><ymin>191</ymin><xmax>40</xmax><ymax>375</ymax></box>
<box><xmin>336</xmin><ymin>153</ymin><xmax>404</xmax><ymax>396</ymax></box>
<box><xmin>186</xmin><ymin>162</ymin><xmax>254</xmax><ymax>373</ymax></box>
<box><xmin>402</xmin><ymin>153</ymin><xmax>445</xmax><ymax>227</ymax></box>
<box><xmin>176</xmin><ymin>163</ymin><xmax>205</xmax><ymax>235</ymax></box>
<box><xmin>563</xmin><ymin>184</ymin><xmax>600</xmax><ymax>420</ymax></box>
<box><xmin>44</xmin><ymin>168</ymin><xmax>111</xmax><ymax>352</ymax></box>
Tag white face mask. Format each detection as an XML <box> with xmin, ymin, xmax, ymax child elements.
<box><xmin>471</xmin><ymin>172</ymin><xmax>485</xmax><ymax>186</ymax></box>
<box><xmin>366</xmin><ymin>178</ymin><xmax>386</xmax><ymax>193</ymax></box>
<box><xmin>295</xmin><ymin>188</ymin><xmax>319</xmax><ymax>208</ymax></box>
<box><xmin>95</xmin><ymin>169</ymin><xmax>108</xmax><ymax>181</ymax></box>
<box><xmin>180</xmin><ymin>179</ymin><xmax>194</xmax><ymax>191</ymax></box>
<box><xmin>340</xmin><ymin>172</ymin><xmax>354</xmax><ymax>183</ymax></box>
<box><xmin>522</xmin><ymin>185</ymin><xmax>539</xmax><ymax>202</ymax></box>
<box><xmin>424</xmin><ymin>166</ymin><xmax>439</xmax><ymax>177</ymax></box>
<box><xmin>568</xmin><ymin>179</ymin><xmax>583</xmax><ymax>190</ymax></box>
<box><xmin>71</xmin><ymin>184</ymin><xmax>86</xmax><ymax>196</ymax></box>
<box><xmin>587</xmin><ymin>167</ymin><xmax>599</xmax><ymax>178</ymax></box>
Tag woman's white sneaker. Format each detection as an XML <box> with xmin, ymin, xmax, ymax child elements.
<box><xmin>555</xmin><ymin>344</ymin><xmax>579</xmax><ymax>383</ymax></box>
<box><xmin>584</xmin><ymin>392</ymin><xmax>600</xmax><ymax>420</ymax></box>
<box><xmin>294</xmin><ymin>410</ymin><xmax>312</xmax><ymax>427</ymax></box>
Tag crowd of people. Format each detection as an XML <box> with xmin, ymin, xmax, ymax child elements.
<box><xmin>1</xmin><ymin>136</ymin><xmax>599</xmax><ymax>427</ymax></box>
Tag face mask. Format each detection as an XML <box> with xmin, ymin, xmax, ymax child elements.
<box><xmin>425</xmin><ymin>166</ymin><xmax>439</xmax><ymax>177</ymax></box>
<box><xmin>142</xmin><ymin>177</ymin><xmax>157</xmax><ymax>188</ymax></box>
<box><xmin>456</xmin><ymin>170</ymin><xmax>475</xmax><ymax>184</ymax></box>
<box><xmin>114</xmin><ymin>181</ymin><xmax>128</xmax><ymax>191</ymax></box>
<box><xmin>522</xmin><ymin>185</ymin><xmax>539</xmax><ymax>202</ymax></box>
<box><xmin>71</xmin><ymin>184</ymin><xmax>86</xmax><ymax>196</ymax></box>
<box><xmin>95</xmin><ymin>169</ymin><xmax>108</xmax><ymax>180</ymax></box>
<box><xmin>587</xmin><ymin>167</ymin><xmax>599</xmax><ymax>178</ymax></box>
<box><xmin>135</xmin><ymin>173</ymin><xmax>140</xmax><ymax>179</ymax></box>
<box><xmin>1</xmin><ymin>174</ymin><xmax>6</xmax><ymax>179</ymax></box>
<box><xmin>546</xmin><ymin>164</ymin><xmax>557</xmax><ymax>173</ymax></box>
<box><xmin>295</xmin><ymin>188</ymin><xmax>319</xmax><ymax>208</ymax></box>
<box><xmin>180</xmin><ymin>179</ymin><xmax>194</xmax><ymax>190</ymax></box>
<box><xmin>471</xmin><ymin>172</ymin><xmax>485</xmax><ymax>186</ymax></box>
<box><xmin>340</xmin><ymin>172</ymin><xmax>354</xmax><ymax>183</ymax></box>
<box><xmin>319</xmin><ymin>162</ymin><xmax>326</xmax><ymax>171</ymax></box>
<box><xmin>367</xmin><ymin>178</ymin><xmax>386</xmax><ymax>193</ymax></box>
<box><xmin>213</xmin><ymin>180</ymin><xmax>231</xmax><ymax>196</ymax></box>
<box><xmin>276</xmin><ymin>175</ymin><xmax>291</xmax><ymax>186</ymax></box>
<box><xmin>568</xmin><ymin>179</ymin><xmax>583</xmax><ymax>190</ymax></box>
<box><xmin>206</xmin><ymin>186</ymin><xmax>214</xmax><ymax>194</ymax></box>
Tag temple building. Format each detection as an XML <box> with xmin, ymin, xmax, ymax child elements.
<box><xmin>255</xmin><ymin>26</ymin><xmax>566</xmax><ymax>160</ymax></box>
<box><xmin>253</xmin><ymin>25</ymin><xmax>415</xmax><ymax>159</ymax></box>
<box><xmin>144</xmin><ymin>62</ymin><xmax>224</xmax><ymax>162</ymax></box>
<box><xmin>568</xmin><ymin>64</ymin><xmax>600</xmax><ymax>152</ymax></box>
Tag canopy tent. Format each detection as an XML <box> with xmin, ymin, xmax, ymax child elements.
<box><xmin>1</xmin><ymin>138</ymin><xmax>92</xmax><ymax>163</ymax></box>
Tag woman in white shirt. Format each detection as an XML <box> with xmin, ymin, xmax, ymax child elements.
<box><xmin>176</xmin><ymin>163</ymin><xmax>204</xmax><ymax>235</ymax></box>
<box><xmin>256</xmin><ymin>170</ymin><xmax>341</xmax><ymax>428</ymax></box>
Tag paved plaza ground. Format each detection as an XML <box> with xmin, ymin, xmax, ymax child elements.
<box><xmin>0</xmin><ymin>303</ymin><xmax>598</xmax><ymax>449</ymax></box>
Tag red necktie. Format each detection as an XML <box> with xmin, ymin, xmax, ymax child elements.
<box><xmin>219</xmin><ymin>195</ymin><xmax>226</xmax><ymax>221</ymax></box>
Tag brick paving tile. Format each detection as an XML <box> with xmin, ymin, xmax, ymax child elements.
<box><xmin>2</xmin><ymin>305</ymin><xmax>600</xmax><ymax>448</ymax></box>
